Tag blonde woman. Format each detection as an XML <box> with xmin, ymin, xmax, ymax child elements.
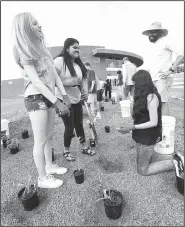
<box><xmin>12</xmin><ymin>12</ymin><xmax>71</xmax><ymax>189</ymax></box>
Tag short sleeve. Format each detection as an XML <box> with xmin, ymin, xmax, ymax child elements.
<box><xmin>54</xmin><ymin>57</ymin><xmax>63</xmax><ymax>71</ymax></box>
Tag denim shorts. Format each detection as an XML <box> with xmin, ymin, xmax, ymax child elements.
<box><xmin>24</xmin><ymin>94</ymin><xmax>54</xmax><ymax>112</ymax></box>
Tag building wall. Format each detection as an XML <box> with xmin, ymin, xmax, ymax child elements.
<box><xmin>49</xmin><ymin>45</ymin><xmax>107</xmax><ymax>81</ymax></box>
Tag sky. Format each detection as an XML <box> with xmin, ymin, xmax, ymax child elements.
<box><xmin>1</xmin><ymin>1</ymin><xmax>184</xmax><ymax>80</ymax></box>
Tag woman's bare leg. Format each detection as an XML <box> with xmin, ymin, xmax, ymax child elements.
<box><xmin>29</xmin><ymin>110</ymin><xmax>48</xmax><ymax>179</ymax></box>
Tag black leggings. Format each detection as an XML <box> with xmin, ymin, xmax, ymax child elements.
<box><xmin>59</xmin><ymin>101</ymin><xmax>86</xmax><ymax>148</ymax></box>
<box><xmin>105</xmin><ymin>89</ymin><xmax>111</xmax><ymax>99</ymax></box>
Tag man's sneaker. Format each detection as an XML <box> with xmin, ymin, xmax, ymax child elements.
<box><xmin>46</xmin><ymin>164</ymin><xmax>68</xmax><ymax>175</ymax></box>
<box><xmin>96</xmin><ymin>112</ymin><xmax>101</xmax><ymax>120</ymax></box>
<box><xmin>38</xmin><ymin>174</ymin><xmax>63</xmax><ymax>188</ymax></box>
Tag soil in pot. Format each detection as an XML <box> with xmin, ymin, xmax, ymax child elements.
<box><xmin>105</xmin><ymin>126</ymin><xmax>110</xmax><ymax>133</ymax></box>
<box><xmin>18</xmin><ymin>185</ymin><xmax>39</xmax><ymax>211</ymax></box>
<box><xmin>10</xmin><ymin>147</ymin><xmax>19</xmax><ymax>154</ymax></box>
<box><xmin>22</xmin><ymin>130</ymin><xmax>29</xmax><ymax>139</ymax></box>
<box><xmin>176</xmin><ymin>172</ymin><xmax>184</xmax><ymax>196</ymax></box>
<box><xmin>103</xmin><ymin>190</ymin><xmax>123</xmax><ymax>220</ymax></box>
<box><xmin>74</xmin><ymin>169</ymin><xmax>84</xmax><ymax>184</ymax></box>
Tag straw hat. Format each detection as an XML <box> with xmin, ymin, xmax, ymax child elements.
<box><xmin>142</xmin><ymin>22</ymin><xmax>168</xmax><ymax>36</ymax></box>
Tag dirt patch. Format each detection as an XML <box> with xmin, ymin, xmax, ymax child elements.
<box><xmin>94</xmin><ymin>158</ymin><xmax>124</xmax><ymax>174</ymax></box>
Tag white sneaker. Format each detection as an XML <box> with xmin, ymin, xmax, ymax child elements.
<box><xmin>96</xmin><ymin>112</ymin><xmax>101</xmax><ymax>120</ymax></box>
<box><xmin>46</xmin><ymin>164</ymin><xmax>68</xmax><ymax>175</ymax></box>
<box><xmin>38</xmin><ymin>174</ymin><xmax>63</xmax><ymax>188</ymax></box>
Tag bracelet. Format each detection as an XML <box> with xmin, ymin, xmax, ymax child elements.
<box><xmin>169</xmin><ymin>67</ymin><xmax>175</xmax><ymax>72</ymax></box>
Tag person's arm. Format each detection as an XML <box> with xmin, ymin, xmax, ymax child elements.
<box><xmin>23</xmin><ymin>64</ymin><xmax>57</xmax><ymax>104</ymax></box>
<box><xmin>166</xmin><ymin>41</ymin><xmax>184</xmax><ymax>71</ymax></box>
<box><xmin>135</xmin><ymin>94</ymin><xmax>159</xmax><ymax>129</ymax></box>
<box><xmin>89</xmin><ymin>70</ymin><xmax>96</xmax><ymax>92</ymax></box>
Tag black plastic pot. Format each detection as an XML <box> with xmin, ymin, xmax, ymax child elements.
<box><xmin>100</xmin><ymin>107</ymin><xmax>104</xmax><ymax>111</ymax></box>
<box><xmin>105</xmin><ymin>126</ymin><xmax>110</xmax><ymax>133</ymax></box>
<box><xmin>18</xmin><ymin>185</ymin><xmax>39</xmax><ymax>211</ymax></box>
<box><xmin>22</xmin><ymin>130</ymin><xmax>29</xmax><ymax>139</ymax></box>
<box><xmin>176</xmin><ymin>174</ymin><xmax>184</xmax><ymax>196</ymax></box>
<box><xmin>52</xmin><ymin>148</ymin><xmax>55</xmax><ymax>162</ymax></box>
<box><xmin>10</xmin><ymin>147</ymin><xmax>19</xmax><ymax>154</ymax></box>
<box><xmin>74</xmin><ymin>169</ymin><xmax>84</xmax><ymax>184</ymax></box>
<box><xmin>89</xmin><ymin>138</ymin><xmax>96</xmax><ymax>147</ymax></box>
<box><xmin>2</xmin><ymin>139</ymin><xmax>7</xmax><ymax>148</ymax></box>
<box><xmin>103</xmin><ymin>189</ymin><xmax>123</xmax><ymax>220</ymax></box>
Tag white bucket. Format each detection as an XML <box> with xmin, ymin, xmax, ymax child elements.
<box><xmin>154</xmin><ymin>116</ymin><xmax>176</xmax><ymax>154</ymax></box>
<box><xmin>120</xmin><ymin>100</ymin><xmax>131</xmax><ymax>118</ymax></box>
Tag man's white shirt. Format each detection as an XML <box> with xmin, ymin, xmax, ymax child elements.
<box><xmin>143</xmin><ymin>36</ymin><xmax>183</xmax><ymax>81</ymax></box>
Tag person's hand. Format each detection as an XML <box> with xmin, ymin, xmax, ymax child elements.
<box><xmin>54</xmin><ymin>99</ymin><xmax>70</xmax><ymax>116</ymax></box>
<box><xmin>120</xmin><ymin>123</ymin><xmax>135</xmax><ymax>132</ymax></box>
<box><xmin>81</xmin><ymin>92</ymin><xmax>88</xmax><ymax>101</ymax></box>
<box><xmin>89</xmin><ymin>89</ymin><xmax>93</xmax><ymax>94</ymax></box>
<box><xmin>159</xmin><ymin>70</ymin><xmax>172</xmax><ymax>79</ymax></box>
<box><xmin>62</xmin><ymin>95</ymin><xmax>71</xmax><ymax>108</ymax></box>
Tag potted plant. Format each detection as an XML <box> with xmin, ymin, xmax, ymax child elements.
<box><xmin>89</xmin><ymin>138</ymin><xmax>96</xmax><ymax>148</ymax></box>
<box><xmin>94</xmin><ymin>189</ymin><xmax>124</xmax><ymax>220</ymax></box>
<box><xmin>2</xmin><ymin>135</ymin><xmax>11</xmax><ymax>149</ymax></box>
<box><xmin>105</xmin><ymin>126</ymin><xmax>110</xmax><ymax>133</ymax></box>
<box><xmin>17</xmin><ymin>176</ymin><xmax>39</xmax><ymax>211</ymax></box>
<box><xmin>7</xmin><ymin>138</ymin><xmax>20</xmax><ymax>154</ymax></box>
<box><xmin>22</xmin><ymin>129</ymin><xmax>29</xmax><ymax>139</ymax></box>
<box><xmin>74</xmin><ymin>138</ymin><xmax>84</xmax><ymax>184</ymax></box>
<box><xmin>112</xmin><ymin>97</ymin><xmax>116</xmax><ymax>104</ymax></box>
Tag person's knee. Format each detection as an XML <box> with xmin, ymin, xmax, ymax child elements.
<box><xmin>137</xmin><ymin>164</ymin><xmax>149</xmax><ymax>176</ymax></box>
<box><xmin>34</xmin><ymin>138</ymin><xmax>47</xmax><ymax>148</ymax></box>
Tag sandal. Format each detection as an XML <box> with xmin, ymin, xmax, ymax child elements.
<box><xmin>82</xmin><ymin>147</ymin><xmax>96</xmax><ymax>156</ymax></box>
<box><xmin>63</xmin><ymin>152</ymin><xmax>76</xmax><ymax>162</ymax></box>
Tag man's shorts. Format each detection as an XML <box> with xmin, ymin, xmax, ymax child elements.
<box><xmin>97</xmin><ymin>89</ymin><xmax>103</xmax><ymax>102</ymax></box>
<box><xmin>154</xmin><ymin>78</ymin><xmax>173</xmax><ymax>103</ymax></box>
<box><xmin>24</xmin><ymin>94</ymin><xmax>54</xmax><ymax>112</ymax></box>
<box><xmin>123</xmin><ymin>85</ymin><xmax>134</xmax><ymax>97</ymax></box>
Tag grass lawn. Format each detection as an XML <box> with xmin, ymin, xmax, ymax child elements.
<box><xmin>1</xmin><ymin>95</ymin><xmax>184</xmax><ymax>226</ymax></box>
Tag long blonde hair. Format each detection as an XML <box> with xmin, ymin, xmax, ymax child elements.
<box><xmin>12</xmin><ymin>12</ymin><xmax>50</xmax><ymax>68</ymax></box>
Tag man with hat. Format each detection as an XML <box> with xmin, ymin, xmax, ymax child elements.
<box><xmin>142</xmin><ymin>22</ymin><xmax>184</xmax><ymax>115</ymax></box>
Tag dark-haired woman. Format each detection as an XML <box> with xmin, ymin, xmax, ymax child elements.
<box><xmin>119</xmin><ymin>70</ymin><xmax>183</xmax><ymax>176</ymax></box>
<box><xmin>54</xmin><ymin>38</ymin><xmax>96</xmax><ymax>161</ymax></box>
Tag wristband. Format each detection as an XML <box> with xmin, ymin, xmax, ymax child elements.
<box><xmin>169</xmin><ymin>67</ymin><xmax>175</xmax><ymax>72</ymax></box>
<box><xmin>133</xmin><ymin>125</ymin><xmax>136</xmax><ymax>130</ymax></box>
